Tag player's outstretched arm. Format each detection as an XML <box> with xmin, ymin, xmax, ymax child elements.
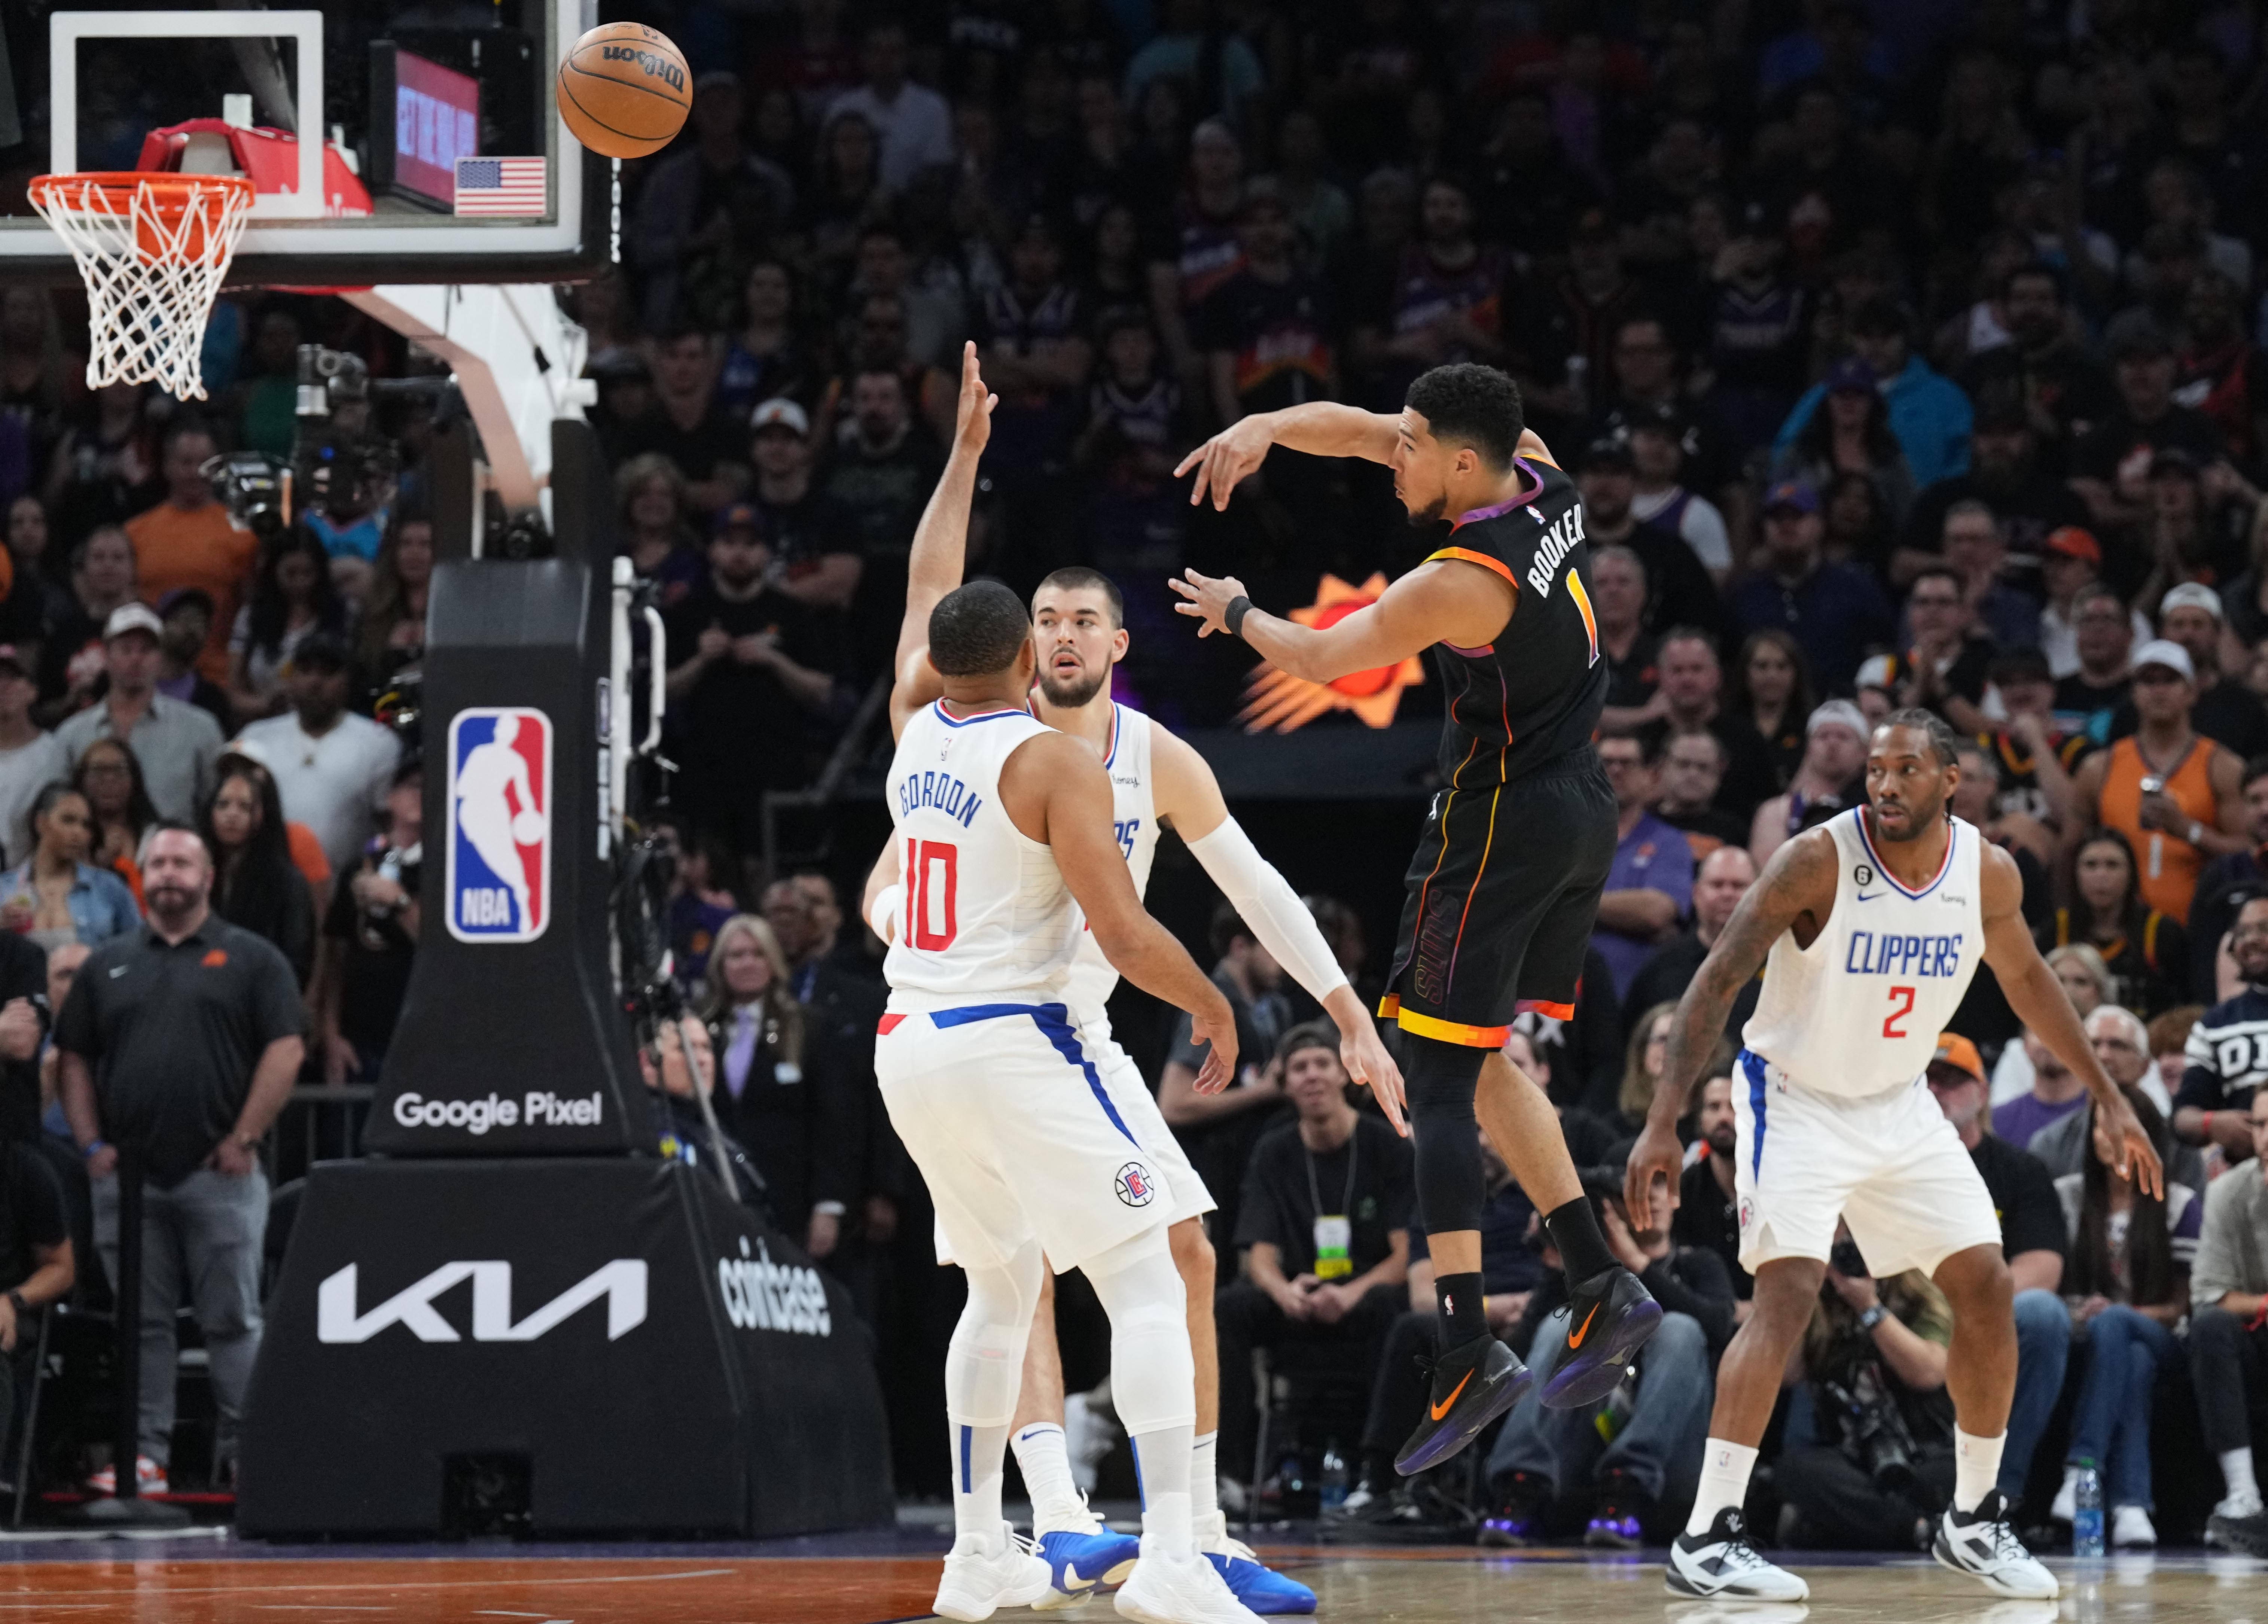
<box><xmin>1005</xmin><ymin>732</ymin><xmax>1239</xmax><ymax>1090</ymax></box>
<box><xmin>1174</xmin><ymin>402</ymin><xmax>1398</xmax><ymax>511</ymax></box>
<box><xmin>1170</xmin><ymin>556</ymin><xmax>1511</xmax><ymax>684</ymax></box>
<box><xmin>1151</xmin><ymin>727</ymin><xmax>1406</xmax><ymax>1133</ymax></box>
<box><xmin>1979</xmin><ymin>843</ymin><xmax>2164</xmax><ymax>1198</ymax></box>
<box><xmin>887</xmin><ymin>343</ymin><xmax>996</xmax><ymax>739</ymax></box>
<box><xmin>1624</xmin><ymin>828</ymin><xmax>1838</xmax><ymax>1224</ymax></box>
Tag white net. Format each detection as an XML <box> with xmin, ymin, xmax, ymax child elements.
<box><xmin>28</xmin><ymin>173</ymin><xmax>255</xmax><ymax>403</ymax></box>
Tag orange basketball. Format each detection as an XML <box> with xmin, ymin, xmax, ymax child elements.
<box><xmin>557</xmin><ymin>23</ymin><xmax>692</xmax><ymax>160</ymax></box>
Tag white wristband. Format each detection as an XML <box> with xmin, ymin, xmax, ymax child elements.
<box><xmin>870</xmin><ymin>883</ymin><xmax>903</xmax><ymax>945</ymax></box>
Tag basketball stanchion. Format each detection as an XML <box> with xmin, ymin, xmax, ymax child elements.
<box><xmin>79</xmin><ymin>1146</ymin><xmax>188</xmax><ymax>1529</ymax></box>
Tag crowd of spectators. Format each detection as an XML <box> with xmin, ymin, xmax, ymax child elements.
<box><xmin>1</xmin><ymin>0</ymin><xmax>2268</xmax><ymax>1545</ymax></box>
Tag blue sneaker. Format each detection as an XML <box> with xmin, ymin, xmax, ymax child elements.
<box><xmin>1199</xmin><ymin>1513</ymin><xmax>1315</xmax><ymax>1616</ymax></box>
<box><xmin>1034</xmin><ymin>1516</ymin><xmax>1139</xmax><ymax>1610</ymax></box>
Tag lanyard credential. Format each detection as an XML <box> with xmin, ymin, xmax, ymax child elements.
<box><xmin>1305</xmin><ymin>1130</ymin><xmax>1358</xmax><ymax>1281</ymax></box>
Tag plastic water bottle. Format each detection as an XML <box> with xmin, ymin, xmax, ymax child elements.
<box><xmin>1320</xmin><ymin>1442</ymin><xmax>1348</xmax><ymax>1513</ymax></box>
<box><xmin>2073</xmin><ymin>1461</ymin><xmax>2105</xmax><ymax>1557</ymax></box>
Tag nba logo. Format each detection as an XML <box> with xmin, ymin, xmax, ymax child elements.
<box><xmin>446</xmin><ymin>707</ymin><xmax>553</xmax><ymax>943</ymax></box>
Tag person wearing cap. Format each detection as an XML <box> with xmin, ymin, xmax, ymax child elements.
<box><xmin>2037</xmin><ymin>526</ymin><xmax>2145</xmax><ymax>679</ymax></box>
<box><xmin>749</xmin><ymin>399</ymin><xmax>860</xmax><ymax>613</ymax></box>
<box><xmin>1728</xmin><ymin>478</ymin><xmax>1895</xmax><ymax>695</ymax></box>
<box><xmin>1748</xmin><ymin>700</ymin><xmax>1869</xmax><ymax>868</ymax></box>
<box><xmin>51</xmin><ymin>604</ymin><xmax>222</xmax><ymax>826</ymax></box>
<box><xmin>0</xmin><ymin>646</ymin><xmax>66</xmax><ymax>867</ymax></box>
<box><xmin>1923</xmin><ymin>1029</ymin><xmax>2076</xmax><ymax>1509</ymax></box>
<box><xmin>152</xmin><ymin>588</ymin><xmax>233</xmax><ymax>737</ymax></box>
<box><xmin>122</xmin><ymin>420</ymin><xmax>257</xmax><ymax>688</ymax></box>
<box><xmin>1771</xmin><ymin>356</ymin><xmax>1918</xmax><ymax>529</ymax></box>
<box><xmin>1626</xmin><ymin>402</ymin><xmax>1732</xmax><ymax>579</ymax></box>
<box><xmin>234</xmin><ymin>633</ymin><xmax>402</xmax><ymax>879</ymax></box>
<box><xmin>1975</xmin><ymin>648</ymin><xmax>2090</xmax><ymax>838</ymax></box>
<box><xmin>2072</xmin><ymin>637</ymin><xmax>2247</xmax><ymax>922</ymax></box>
<box><xmin>1576</xmin><ymin>435</ymin><xmax>1725</xmax><ymax>642</ymax></box>
<box><xmin>2151</xmin><ymin>580</ymin><xmax>2268</xmax><ymax>760</ymax></box>
<box><xmin>1775</xmin><ymin>297</ymin><xmax>1975</xmax><ymax>490</ymax></box>
<box><xmin>1591</xmin><ymin>731</ymin><xmax>1696</xmax><ymax>1005</ymax></box>
<box><xmin>2070</xmin><ymin>309</ymin><xmax>2225</xmax><ymax>533</ymax></box>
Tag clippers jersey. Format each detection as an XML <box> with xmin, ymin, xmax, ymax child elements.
<box><xmin>1742</xmin><ymin>808</ymin><xmax>1985</xmax><ymax>1097</ymax></box>
<box><xmin>883</xmin><ymin>701</ymin><xmax>1081</xmax><ymax>1011</ymax></box>
<box><xmin>1062</xmin><ymin>704</ymin><xmax>1159</xmax><ymax>1026</ymax></box>
<box><xmin>1427</xmin><ymin>455</ymin><xmax>1608</xmax><ymax>787</ymax></box>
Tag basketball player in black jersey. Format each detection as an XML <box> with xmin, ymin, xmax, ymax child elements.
<box><xmin>1171</xmin><ymin>365</ymin><xmax>1660</xmax><ymax>1473</ymax></box>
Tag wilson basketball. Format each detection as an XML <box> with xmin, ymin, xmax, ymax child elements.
<box><xmin>557</xmin><ymin>23</ymin><xmax>692</xmax><ymax>161</ymax></box>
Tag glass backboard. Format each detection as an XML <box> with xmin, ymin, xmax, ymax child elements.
<box><xmin>0</xmin><ymin>1</ymin><xmax>612</xmax><ymax>286</ymax></box>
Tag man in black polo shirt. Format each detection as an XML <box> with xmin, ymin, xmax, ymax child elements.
<box><xmin>1214</xmin><ymin>1024</ymin><xmax>1412</xmax><ymax>1501</ymax></box>
<box><xmin>56</xmin><ymin>823</ymin><xmax>305</xmax><ymax>1493</ymax></box>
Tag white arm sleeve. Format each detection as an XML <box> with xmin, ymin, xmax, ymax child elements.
<box><xmin>1185</xmin><ymin>817</ymin><xmax>1350</xmax><ymax>1006</ymax></box>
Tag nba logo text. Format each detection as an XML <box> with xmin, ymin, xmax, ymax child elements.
<box><xmin>446</xmin><ymin>708</ymin><xmax>553</xmax><ymax>944</ymax></box>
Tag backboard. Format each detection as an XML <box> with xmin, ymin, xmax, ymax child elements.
<box><xmin>0</xmin><ymin>2</ymin><xmax>613</xmax><ymax>287</ymax></box>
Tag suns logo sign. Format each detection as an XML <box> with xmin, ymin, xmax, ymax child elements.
<box><xmin>446</xmin><ymin>708</ymin><xmax>552</xmax><ymax>943</ymax></box>
<box><xmin>1238</xmin><ymin>573</ymin><xmax>1426</xmax><ymax>733</ymax></box>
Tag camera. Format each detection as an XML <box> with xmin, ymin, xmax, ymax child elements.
<box><xmin>202</xmin><ymin>344</ymin><xmax>403</xmax><ymax>544</ymax></box>
<box><xmin>1823</xmin><ymin>1364</ymin><xmax>1919</xmax><ymax>1492</ymax></box>
<box><xmin>1829</xmin><ymin>1237</ymin><xmax>1869</xmax><ymax>1278</ymax></box>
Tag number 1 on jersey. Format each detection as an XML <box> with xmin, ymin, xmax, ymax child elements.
<box><xmin>1883</xmin><ymin>984</ymin><xmax>1917</xmax><ymax>1038</ymax></box>
<box><xmin>905</xmin><ymin>837</ymin><xmax>959</xmax><ymax>950</ymax></box>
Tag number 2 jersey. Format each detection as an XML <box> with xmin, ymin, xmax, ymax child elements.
<box><xmin>882</xmin><ymin>700</ymin><xmax>1082</xmax><ymax>1012</ymax></box>
<box><xmin>1425</xmin><ymin>454</ymin><xmax>1609</xmax><ymax>786</ymax></box>
<box><xmin>1740</xmin><ymin>808</ymin><xmax>1986</xmax><ymax>1096</ymax></box>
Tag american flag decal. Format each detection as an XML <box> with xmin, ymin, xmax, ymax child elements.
<box><xmin>453</xmin><ymin>156</ymin><xmax>547</xmax><ymax>216</ymax></box>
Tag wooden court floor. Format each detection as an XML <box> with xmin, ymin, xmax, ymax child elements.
<box><xmin>0</xmin><ymin>1545</ymin><xmax>2256</xmax><ymax>1624</ymax></box>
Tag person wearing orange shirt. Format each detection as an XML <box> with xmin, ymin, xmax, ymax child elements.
<box><xmin>2072</xmin><ymin>639</ymin><xmax>2247</xmax><ymax>923</ymax></box>
<box><xmin>123</xmin><ymin>420</ymin><xmax>256</xmax><ymax>687</ymax></box>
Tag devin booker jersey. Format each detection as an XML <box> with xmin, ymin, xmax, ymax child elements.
<box><xmin>1061</xmin><ymin>704</ymin><xmax>1158</xmax><ymax>1027</ymax></box>
<box><xmin>883</xmin><ymin>700</ymin><xmax>1081</xmax><ymax>1012</ymax></box>
<box><xmin>1742</xmin><ymin>808</ymin><xmax>1986</xmax><ymax>1097</ymax></box>
<box><xmin>1426</xmin><ymin>455</ymin><xmax>1608</xmax><ymax>786</ymax></box>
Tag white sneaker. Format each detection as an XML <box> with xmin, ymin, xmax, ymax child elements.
<box><xmin>1064</xmin><ymin>1392</ymin><xmax>1122</xmax><ymax>1495</ymax></box>
<box><xmin>1665</xmin><ymin>1508</ymin><xmax>1810</xmax><ymax>1600</ymax></box>
<box><xmin>935</xmin><ymin>1524</ymin><xmax>1054</xmax><ymax>1622</ymax></box>
<box><xmin>2111</xmin><ymin>1505</ymin><xmax>2156</xmax><ymax>1548</ymax></box>
<box><xmin>1114</xmin><ymin>1550</ymin><xmax>1263</xmax><ymax>1624</ymax></box>
<box><xmin>1933</xmin><ymin>1492</ymin><xmax>2059</xmax><ymax>1599</ymax></box>
<box><xmin>2049</xmin><ymin>1467</ymin><xmax>2078</xmax><ymax>1524</ymax></box>
<box><xmin>83</xmin><ymin>1456</ymin><xmax>167</xmax><ymax>1496</ymax></box>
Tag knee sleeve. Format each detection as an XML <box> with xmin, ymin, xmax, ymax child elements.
<box><xmin>946</xmin><ymin>1238</ymin><xmax>1044</xmax><ymax>1427</ymax></box>
<box><xmin>1405</xmin><ymin>1035</ymin><xmax>1487</xmax><ymax>1233</ymax></box>
<box><xmin>1084</xmin><ymin>1227</ymin><xmax>1196</xmax><ymax>1435</ymax></box>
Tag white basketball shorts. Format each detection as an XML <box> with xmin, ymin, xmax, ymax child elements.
<box><xmin>1733</xmin><ymin>1049</ymin><xmax>2004</xmax><ymax>1278</ymax></box>
<box><xmin>878</xmin><ymin>1001</ymin><xmax>1178</xmax><ymax>1274</ymax></box>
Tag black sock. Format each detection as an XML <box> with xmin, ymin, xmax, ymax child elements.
<box><xmin>1544</xmin><ymin>1196</ymin><xmax>1618</xmax><ymax>1283</ymax></box>
<box><xmin>1435</xmin><ymin>1271</ymin><xmax>1488</xmax><ymax>1350</ymax></box>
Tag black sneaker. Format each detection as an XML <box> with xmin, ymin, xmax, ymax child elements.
<box><xmin>1394</xmin><ymin>1334</ymin><xmax>1533</xmax><ymax>1476</ymax></box>
<box><xmin>1542</xmin><ymin>1265</ymin><xmax>1662</xmax><ymax>1408</ymax></box>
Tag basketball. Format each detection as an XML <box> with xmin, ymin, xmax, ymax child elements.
<box><xmin>557</xmin><ymin>23</ymin><xmax>691</xmax><ymax>161</ymax></box>
<box><xmin>512</xmin><ymin>810</ymin><xmax>545</xmax><ymax>845</ymax></box>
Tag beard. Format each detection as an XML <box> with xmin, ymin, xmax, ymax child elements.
<box><xmin>1869</xmin><ymin>790</ymin><xmax>1947</xmax><ymax>841</ymax></box>
<box><xmin>1036</xmin><ymin>665</ymin><xmax>1108</xmax><ymax>709</ymax></box>
<box><xmin>1405</xmin><ymin>491</ymin><xmax>1448</xmax><ymax>526</ymax></box>
<box><xmin>145</xmin><ymin>881</ymin><xmax>198</xmax><ymax>918</ymax></box>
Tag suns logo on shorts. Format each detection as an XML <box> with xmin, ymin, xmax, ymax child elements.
<box><xmin>1115</xmin><ymin>1162</ymin><xmax>1158</xmax><ymax>1208</ymax></box>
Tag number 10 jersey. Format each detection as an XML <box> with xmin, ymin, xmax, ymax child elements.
<box><xmin>1741</xmin><ymin>808</ymin><xmax>1986</xmax><ymax>1097</ymax></box>
<box><xmin>882</xmin><ymin>700</ymin><xmax>1082</xmax><ymax>1012</ymax></box>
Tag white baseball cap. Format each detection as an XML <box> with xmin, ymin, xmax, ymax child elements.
<box><xmin>103</xmin><ymin>602</ymin><xmax>164</xmax><ymax>641</ymax></box>
<box><xmin>2131</xmin><ymin>638</ymin><xmax>2196</xmax><ymax>682</ymax></box>
<box><xmin>1808</xmin><ymin>698</ymin><xmax>1870</xmax><ymax>738</ymax></box>
<box><xmin>2160</xmin><ymin>581</ymin><xmax>2224</xmax><ymax>621</ymax></box>
<box><xmin>750</xmin><ymin>397</ymin><xmax>810</xmax><ymax>436</ymax></box>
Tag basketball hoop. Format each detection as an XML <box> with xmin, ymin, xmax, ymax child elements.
<box><xmin>28</xmin><ymin>172</ymin><xmax>256</xmax><ymax>402</ymax></box>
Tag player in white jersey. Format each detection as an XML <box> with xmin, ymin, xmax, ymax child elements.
<box><xmin>876</xmin><ymin>348</ymin><xmax>1273</xmax><ymax>1624</ymax></box>
<box><xmin>1625</xmin><ymin>709</ymin><xmax>2162</xmax><ymax>1603</ymax></box>
<box><xmin>867</xmin><ymin>354</ymin><xmax>1399</xmax><ymax>1616</ymax></box>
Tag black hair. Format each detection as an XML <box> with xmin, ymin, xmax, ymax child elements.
<box><xmin>1846</xmin><ymin>295</ymin><xmax>1908</xmax><ymax>338</ymax></box>
<box><xmin>27</xmin><ymin>780</ymin><xmax>82</xmax><ymax>839</ymax></box>
<box><xmin>71</xmin><ymin>738</ymin><xmax>159</xmax><ymax>842</ymax></box>
<box><xmin>1405</xmin><ymin>363</ymin><xmax>1524</xmax><ymax>471</ymax></box>
<box><xmin>1034</xmin><ymin>566</ymin><xmax>1125</xmax><ymax>628</ymax></box>
<box><xmin>1274</xmin><ymin>1020</ymin><xmax>1343</xmax><ymax>1071</ymax></box>
<box><xmin>2072</xmin><ymin>1088</ymin><xmax>2175</xmax><ymax>1307</ymax></box>
<box><xmin>2072</xmin><ymin>825</ymin><xmax>2150</xmax><ymax>944</ymax></box>
<box><xmin>246</xmin><ymin>524</ymin><xmax>347</xmax><ymax>663</ymax></box>
<box><xmin>201</xmin><ymin>760</ymin><xmax>301</xmax><ymax>958</ymax></box>
<box><xmin>1879</xmin><ymin>706</ymin><xmax>1962</xmax><ymax>768</ymax></box>
<box><xmin>1209</xmin><ymin>899</ymin><xmax>1256</xmax><ymax>960</ymax></box>
<box><xmin>1599</xmin><ymin>724</ymin><xmax>1668</xmax><ymax>768</ymax></box>
<box><xmin>161</xmin><ymin>414</ymin><xmax>217</xmax><ymax>453</ymax></box>
<box><xmin>1657</xmin><ymin>624</ymin><xmax>1718</xmax><ymax>661</ymax></box>
<box><xmin>2000</xmin><ymin>259</ymin><xmax>2066</xmax><ymax>302</ymax></box>
<box><xmin>927</xmin><ymin>580</ymin><xmax>1031</xmax><ymax>677</ymax></box>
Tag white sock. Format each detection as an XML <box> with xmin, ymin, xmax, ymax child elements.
<box><xmin>1190</xmin><ymin>1430</ymin><xmax>1220</xmax><ymax>1532</ymax></box>
<box><xmin>951</xmin><ymin>1420</ymin><xmax>1012</xmax><ymax>1547</ymax></box>
<box><xmin>1954</xmin><ymin>1428</ymin><xmax>2006</xmax><ymax>1513</ymax></box>
<box><xmin>1013</xmin><ymin>1422</ymin><xmax>1085</xmax><ymax>1533</ymax></box>
<box><xmin>1685</xmin><ymin>1438</ymin><xmax>1758</xmax><ymax>1536</ymax></box>
<box><xmin>1131</xmin><ymin>1423</ymin><xmax>1195</xmax><ymax>1558</ymax></box>
<box><xmin>2220</xmin><ymin>1447</ymin><xmax>2262</xmax><ymax>1514</ymax></box>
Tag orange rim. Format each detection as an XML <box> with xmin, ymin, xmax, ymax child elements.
<box><xmin>29</xmin><ymin>171</ymin><xmax>254</xmax><ymax>223</ymax></box>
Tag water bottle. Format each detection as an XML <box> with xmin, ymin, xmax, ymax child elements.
<box><xmin>1320</xmin><ymin>1441</ymin><xmax>1348</xmax><ymax>1513</ymax></box>
<box><xmin>2073</xmin><ymin>1460</ymin><xmax>2105</xmax><ymax>1557</ymax></box>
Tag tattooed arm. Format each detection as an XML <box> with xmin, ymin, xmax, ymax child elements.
<box><xmin>1622</xmin><ymin>826</ymin><xmax>1839</xmax><ymax>1226</ymax></box>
